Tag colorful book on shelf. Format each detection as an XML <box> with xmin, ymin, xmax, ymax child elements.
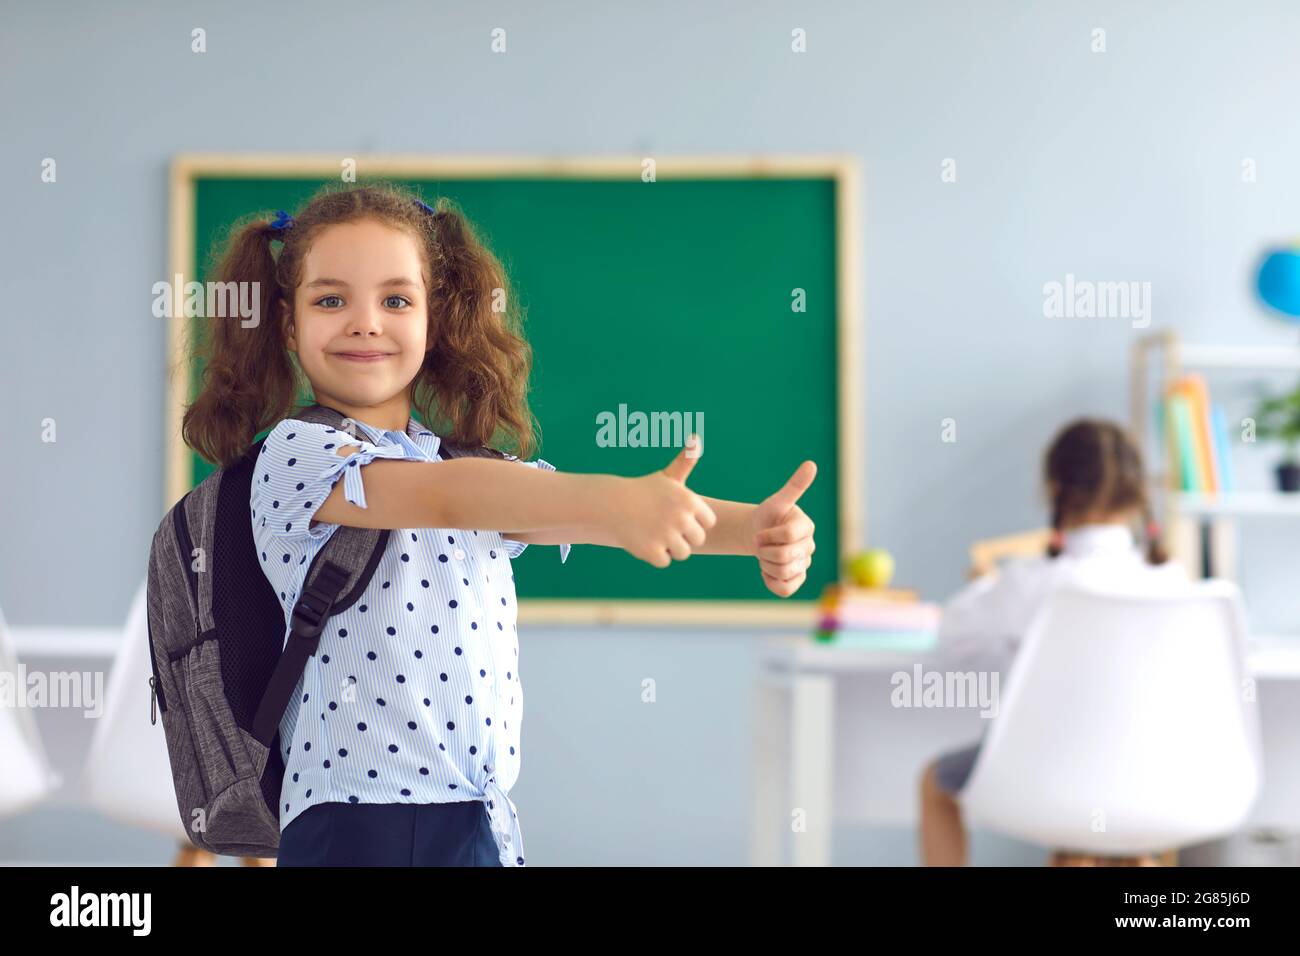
<box><xmin>1164</xmin><ymin>375</ymin><xmax>1232</xmax><ymax>495</ymax></box>
<box><xmin>1167</xmin><ymin>393</ymin><xmax>1200</xmax><ymax>490</ymax></box>
<box><xmin>1171</xmin><ymin>379</ymin><xmax>1212</xmax><ymax>491</ymax></box>
<box><xmin>1183</xmin><ymin>375</ymin><xmax>1219</xmax><ymax>492</ymax></box>
<box><xmin>1210</xmin><ymin>404</ymin><xmax>1235</xmax><ymax>493</ymax></box>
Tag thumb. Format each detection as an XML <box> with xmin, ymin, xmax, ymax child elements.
<box><xmin>661</xmin><ymin>434</ymin><xmax>702</xmax><ymax>483</ymax></box>
<box><xmin>763</xmin><ymin>460</ymin><xmax>817</xmax><ymax>513</ymax></box>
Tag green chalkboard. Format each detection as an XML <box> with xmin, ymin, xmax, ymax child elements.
<box><xmin>172</xmin><ymin>159</ymin><xmax>856</xmax><ymax>622</ymax></box>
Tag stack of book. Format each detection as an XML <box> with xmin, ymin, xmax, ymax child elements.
<box><xmin>813</xmin><ymin>583</ymin><xmax>941</xmax><ymax>650</ymax></box>
<box><xmin>1161</xmin><ymin>373</ymin><xmax>1235</xmax><ymax>494</ymax></box>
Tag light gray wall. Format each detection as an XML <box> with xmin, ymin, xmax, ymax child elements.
<box><xmin>3</xmin><ymin>0</ymin><xmax>1298</xmax><ymax>864</ymax></box>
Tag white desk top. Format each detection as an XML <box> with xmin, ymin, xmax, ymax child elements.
<box><xmin>760</xmin><ymin>633</ymin><xmax>1300</xmax><ymax>680</ymax></box>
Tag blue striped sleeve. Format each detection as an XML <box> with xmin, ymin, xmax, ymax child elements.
<box><xmin>253</xmin><ymin>418</ymin><xmax>413</xmax><ymax>542</ymax></box>
<box><xmin>500</xmin><ymin>456</ymin><xmax>570</xmax><ymax>564</ymax></box>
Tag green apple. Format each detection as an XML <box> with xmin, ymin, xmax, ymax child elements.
<box><xmin>848</xmin><ymin>549</ymin><xmax>895</xmax><ymax>588</ymax></box>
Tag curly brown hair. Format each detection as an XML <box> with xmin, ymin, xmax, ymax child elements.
<box><xmin>181</xmin><ymin>182</ymin><xmax>537</xmax><ymax>468</ymax></box>
<box><xmin>1043</xmin><ymin>418</ymin><xmax>1167</xmax><ymax>564</ymax></box>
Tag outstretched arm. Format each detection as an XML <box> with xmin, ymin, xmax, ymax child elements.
<box><xmin>311</xmin><ymin>440</ymin><xmax>717</xmax><ymax>569</ymax></box>
<box><xmin>506</xmin><ymin>495</ymin><xmax>757</xmax><ymax>555</ymax></box>
<box><xmin>505</xmin><ymin>461</ymin><xmax>818</xmax><ymax>600</ymax></box>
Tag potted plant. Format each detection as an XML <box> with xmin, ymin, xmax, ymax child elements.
<box><xmin>1253</xmin><ymin>383</ymin><xmax>1300</xmax><ymax>492</ymax></box>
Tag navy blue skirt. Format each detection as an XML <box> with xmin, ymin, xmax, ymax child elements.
<box><xmin>277</xmin><ymin>800</ymin><xmax>503</xmax><ymax>867</ymax></box>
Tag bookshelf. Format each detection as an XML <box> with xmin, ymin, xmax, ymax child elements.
<box><xmin>1131</xmin><ymin>330</ymin><xmax>1300</xmax><ymax>584</ymax></box>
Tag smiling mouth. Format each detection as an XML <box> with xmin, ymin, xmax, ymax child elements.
<box><xmin>332</xmin><ymin>351</ymin><xmax>395</xmax><ymax>362</ymax></box>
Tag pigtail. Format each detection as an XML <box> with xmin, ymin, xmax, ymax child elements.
<box><xmin>417</xmin><ymin>203</ymin><xmax>536</xmax><ymax>460</ymax></box>
<box><xmin>181</xmin><ymin>217</ymin><xmax>300</xmax><ymax>467</ymax></box>
<box><xmin>1045</xmin><ymin>501</ymin><xmax>1064</xmax><ymax>558</ymax></box>
<box><xmin>1140</xmin><ymin>502</ymin><xmax>1169</xmax><ymax>565</ymax></box>
<box><xmin>1116</xmin><ymin>421</ymin><xmax>1169</xmax><ymax>565</ymax></box>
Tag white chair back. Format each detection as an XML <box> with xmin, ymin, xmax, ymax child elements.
<box><xmin>960</xmin><ymin>580</ymin><xmax>1262</xmax><ymax>855</ymax></box>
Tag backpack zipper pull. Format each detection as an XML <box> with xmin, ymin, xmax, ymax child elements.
<box><xmin>149</xmin><ymin>676</ymin><xmax>158</xmax><ymax>725</ymax></box>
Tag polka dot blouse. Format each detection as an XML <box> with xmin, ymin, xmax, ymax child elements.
<box><xmin>250</xmin><ymin>413</ymin><xmax>570</xmax><ymax>866</ymax></box>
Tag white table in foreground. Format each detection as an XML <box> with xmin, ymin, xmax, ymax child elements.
<box><xmin>751</xmin><ymin>634</ymin><xmax>1300</xmax><ymax>867</ymax></box>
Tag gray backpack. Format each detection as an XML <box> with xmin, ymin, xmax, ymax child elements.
<box><xmin>145</xmin><ymin>403</ymin><xmax>501</xmax><ymax>857</ymax></box>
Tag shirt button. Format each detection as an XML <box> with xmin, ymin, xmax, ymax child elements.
<box><xmin>454</xmin><ymin>547</ymin><xmax>466</xmax><ymax>560</ymax></box>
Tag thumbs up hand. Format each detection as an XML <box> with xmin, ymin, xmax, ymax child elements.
<box><xmin>750</xmin><ymin>461</ymin><xmax>817</xmax><ymax>597</ymax></box>
<box><xmin>608</xmin><ymin>435</ymin><xmax>718</xmax><ymax>568</ymax></box>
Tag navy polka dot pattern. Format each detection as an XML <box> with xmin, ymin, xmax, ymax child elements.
<box><xmin>251</xmin><ymin>414</ymin><xmax>570</xmax><ymax>867</ymax></box>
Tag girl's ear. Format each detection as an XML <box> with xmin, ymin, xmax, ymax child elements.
<box><xmin>281</xmin><ymin>300</ymin><xmax>296</xmax><ymax>350</ymax></box>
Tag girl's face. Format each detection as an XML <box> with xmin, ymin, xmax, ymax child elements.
<box><xmin>284</xmin><ymin>218</ymin><xmax>431</xmax><ymax>422</ymax></box>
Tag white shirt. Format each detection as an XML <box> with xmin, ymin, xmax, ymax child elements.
<box><xmin>250</xmin><ymin>412</ymin><xmax>569</xmax><ymax>866</ymax></box>
<box><xmin>935</xmin><ymin>524</ymin><xmax>1190</xmax><ymax>677</ymax></box>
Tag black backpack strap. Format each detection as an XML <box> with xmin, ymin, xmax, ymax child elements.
<box><xmin>249</xmin><ymin>404</ymin><xmax>390</xmax><ymax>747</ymax></box>
<box><xmin>252</xmin><ymin>557</ymin><xmax>359</xmax><ymax>745</ymax></box>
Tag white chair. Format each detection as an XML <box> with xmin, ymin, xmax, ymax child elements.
<box><xmin>0</xmin><ymin>601</ymin><xmax>61</xmax><ymax>817</ymax></box>
<box><xmin>80</xmin><ymin>580</ymin><xmax>188</xmax><ymax>842</ymax></box>
<box><xmin>959</xmin><ymin>580</ymin><xmax>1262</xmax><ymax>862</ymax></box>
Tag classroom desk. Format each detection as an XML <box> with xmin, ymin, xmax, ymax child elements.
<box><xmin>752</xmin><ymin>634</ymin><xmax>1300</xmax><ymax>867</ymax></box>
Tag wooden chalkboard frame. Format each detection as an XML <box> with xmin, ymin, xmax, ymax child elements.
<box><xmin>166</xmin><ymin>154</ymin><xmax>863</xmax><ymax>627</ymax></box>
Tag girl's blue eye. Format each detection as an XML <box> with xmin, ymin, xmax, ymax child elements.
<box><xmin>314</xmin><ymin>293</ymin><xmax>411</xmax><ymax>309</ymax></box>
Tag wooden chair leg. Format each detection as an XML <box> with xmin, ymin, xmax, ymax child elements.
<box><xmin>1050</xmin><ymin>849</ymin><xmax>1176</xmax><ymax>866</ymax></box>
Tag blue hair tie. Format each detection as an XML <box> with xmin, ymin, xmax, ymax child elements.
<box><xmin>267</xmin><ymin>209</ymin><xmax>295</xmax><ymax>236</ymax></box>
<box><xmin>267</xmin><ymin>202</ymin><xmax>429</xmax><ymax>240</ymax></box>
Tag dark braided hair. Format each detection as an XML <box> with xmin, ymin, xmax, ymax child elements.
<box><xmin>1044</xmin><ymin>419</ymin><xmax>1168</xmax><ymax>564</ymax></box>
